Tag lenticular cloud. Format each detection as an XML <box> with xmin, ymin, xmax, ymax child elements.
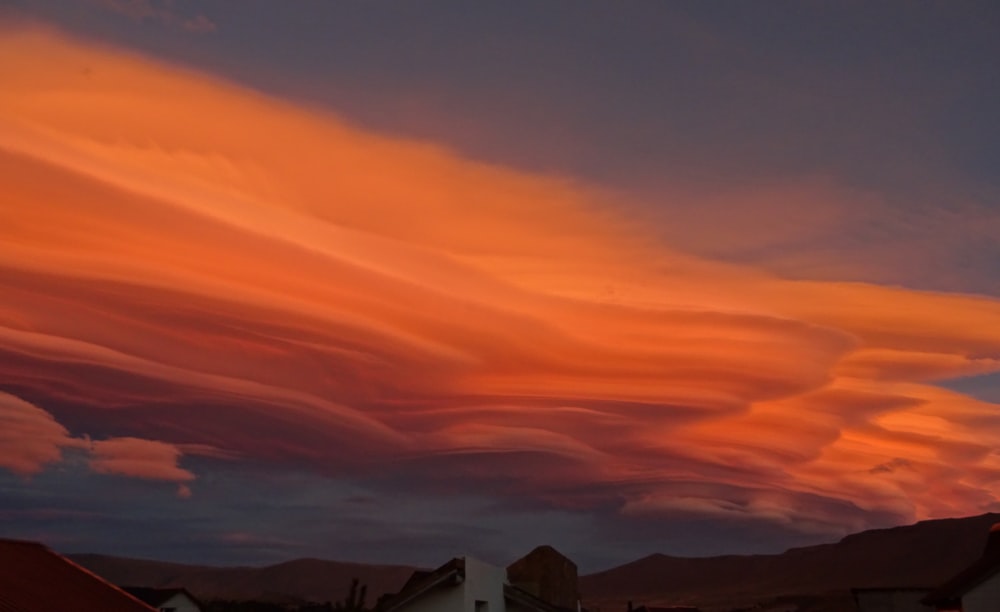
<box><xmin>3</xmin><ymin>27</ymin><xmax>1000</xmax><ymax>535</ymax></box>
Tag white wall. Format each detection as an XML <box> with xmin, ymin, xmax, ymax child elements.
<box><xmin>964</xmin><ymin>572</ymin><xmax>1000</xmax><ymax>612</ymax></box>
<box><xmin>462</xmin><ymin>557</ymin><xmax>507</xmax><ymax>612</ymax></box>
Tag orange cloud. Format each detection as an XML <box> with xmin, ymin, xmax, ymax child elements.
<box><xmin>89</xmin><ymin>436</ymin><xmax>195</xmax><ymax>497</ymax></box>
<box><xmin>2</xmin><ymin>26</ymin><xmax>1000</xmax><ymax>537</ymax></box>
<box><xmin>0</xmin><ymin>390</ymin><xmax>196</xmax><ymax>497</ymax></box>
<box><xmin>0</xmin><ymin>392</ymin><xmax>85</xmax><ymax>476</ymax></box>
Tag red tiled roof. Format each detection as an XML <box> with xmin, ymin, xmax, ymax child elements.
<box><xmin>0</xmin><ymin>539</ymin><xmax>157</xmax><ymax>612</ymax></box>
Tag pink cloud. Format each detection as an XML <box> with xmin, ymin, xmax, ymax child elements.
<box><xmin>0</xmin><ymin>391</ymin><xmax>195</xmax><ymax>497</ymax></box>
<box><xmin>0</xmin><ymin>392</ymin><xmax>86</xmax><ymax>476</ymax></box>
<box><xmin>92</xmin><ymin>0</ymin><xmax>216</xmax><ymax>34</ymax></box>
<box><xmin>182</xmin><ymin>15</ymin><xmax>216</xmax><ymax>33</ymax></box>
<box><xmin>89</xmin><ymin>437</ymin><xmax>195</xmax><ymax>496</ymax></box>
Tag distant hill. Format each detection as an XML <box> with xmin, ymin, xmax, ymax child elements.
<box><xmin>580</xmin><ymin>513</ymin><xmax>1000</xmax><ymax>612</ymax></box>
<box><xmin>68</xmin><ymin>553</ymin><xmax>418</xmax><ymax>605</ymax></box>
<box><xmin>69</xmin><ymin>513</ymin><xmax>1000</xmax><ymax>611</ymax></box>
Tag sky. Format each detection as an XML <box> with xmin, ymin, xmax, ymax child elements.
<box><xmin>1</xmin><ymin>1</ymin><xmax>1000</xmax><ymax>573</ymax></box>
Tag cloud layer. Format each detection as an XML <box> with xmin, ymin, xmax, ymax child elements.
<box><xmin>0</xmin><ymin>391</ymin><xmax>193</xmax><ymax>496</ymax></box>
<box><xmin>2</xmin><ymin>27</ymin><xmax>1000</xmax><ymax>548</ymax></box>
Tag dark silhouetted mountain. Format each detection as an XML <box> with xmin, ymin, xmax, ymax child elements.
<box><xmin>580</xmin><ymin>513</ymin><xmax>1000</xmax><ymax>611</ymax></box>
<box><xmin>68</xmin><ymin>553</ymin><xmax>417</xmax><ymax>605</ymax></box>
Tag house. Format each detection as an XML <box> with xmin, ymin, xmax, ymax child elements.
<box><xmin>852</xmin><ymin>587</ymin><xmax>934</xmax><ymax>612</ymax></box>
<box><xmin>0</xmin><ymin>538</ymin><xmax>157</xmax><ymax>612</ymax></box>
<box><xmin>923</xmin><ymin>522</ymin><xmax>1000</xmax><ymax>612</ymax></box>
<box><xmin>377</xmin><ymin>546</ymin><xmax>580</xmax><ymax>612</ymax></box>
<box><xmin>123</xmin><ymin>587</ymin><xmax>203</xmax><ymax>612</ymax></box>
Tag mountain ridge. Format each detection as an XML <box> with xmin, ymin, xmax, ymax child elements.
<box><xmin>581</xmin><ymin>513</ymin><xmax>1000</xmax><ymax>611</ymax></box>
<box><xmin>68</xmin><ymin>552</ymin><xmax>419</xmax><ymax>605</ymax></box>
<box><xmin>66</xmin><ymin>512</ymin><xmax>1000</xmax><ymax>610</ymax></box>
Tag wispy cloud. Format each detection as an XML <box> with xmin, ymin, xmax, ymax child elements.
<box><xmin>91</xmin><ymin>0</ymin><xmax>216</xmax><ymax>33</ymax></box>
<box><xmin>1</xmin><ymin>27</ymin><xmax>1000</xmax><ymax>542</ymax></box>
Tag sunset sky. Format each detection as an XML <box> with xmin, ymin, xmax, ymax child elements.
<box><xmin>2</xmin><ymin>1</ymin><xmax>1000</xmax><ymax>571</ymax></box>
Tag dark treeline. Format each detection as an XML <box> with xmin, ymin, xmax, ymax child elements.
<box><xmin>204</xmin><ymin>600</ymin><xmax>357</xmax><ymax>612</ymax></box>
<box><xmin>204</xmin><ymin>578</ymin><xmax>369</xmax><ymax>612</ymax></box>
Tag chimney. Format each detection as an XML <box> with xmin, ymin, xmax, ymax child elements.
<box><xmin>507</xmin><ymin>545</ymin><xmax>580</xmax><ymax>610</ymax></box>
